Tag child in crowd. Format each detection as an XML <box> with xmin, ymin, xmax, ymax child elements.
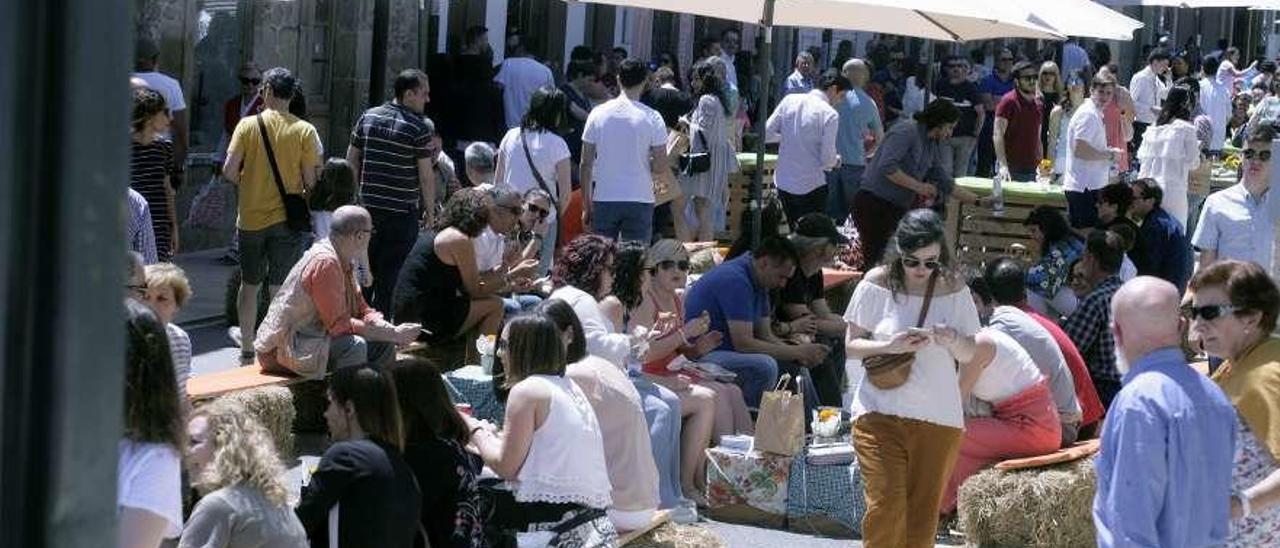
<box><xmin>143</xmin><ymin>262</ymin><xmax>193</xmax><ymax>405</ymax></box>
<box><xmin>309</xmin><ymin>157</ymin><xmax>357</xmax><ymax>241</ymax></box>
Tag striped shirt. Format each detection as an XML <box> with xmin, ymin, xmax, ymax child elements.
<box><xmin>351</xmin><ymin>102</ymin><xmax>433</xmax><ymax>214</ymax></box>
<box><xmin>165</xmin><ymin>323</ymin><xmax>192</xmax><ymax>403</ymax></box>
<box><xmin>127</xmin><ymin>188</ymin><xmax>158</xmax><ymax>264</ymax></box>
<box><xmin>130</xmin><ymin>139</ymin><xmax>175</xmax><ymax>260</ymax></box>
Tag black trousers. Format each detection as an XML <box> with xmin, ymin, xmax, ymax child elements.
<box><xmin>851</xmin><ymin>190</ymin><xmax>908</xmax><ymax>272</ymax></box>
<box><xmin>364</xmin><ymin>209</ymin><xmax>419</xmax><ymax>314</ymax></box>
<box><xmin>779</xmin><ymin>185</ymin><xmax>829</xmax><ymax>229</ymax></box>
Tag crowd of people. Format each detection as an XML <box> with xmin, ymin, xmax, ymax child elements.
<box><xmin>116</xmin><ymin>27</ymin><xmax>1280</xmax><ymax>548</ymax></box>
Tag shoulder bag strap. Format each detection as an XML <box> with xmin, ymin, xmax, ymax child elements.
<box><xmin>255</xmin><ymin>113</ymin><xmax>291</xmax><ymax>201</ymax></box>
<box><xmin>914</xmin><ymin>271</ymin><xmax>940</xmax><ymax>328</ymax></box>
<box><xmin>520</xmin><ymin>129</ymin><xmax>559</xmax><ymax>211</ymax></box>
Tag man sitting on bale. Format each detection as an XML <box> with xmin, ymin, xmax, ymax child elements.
<box><xmin>774</xmin><ymin>213</ymin><xmax>851</xmax><ymax>407</ymax></box>
<box><xmin>1061</xmin><ymin>230</ymin><xmax>1127</xmax><ymax>407</ymax></box>
<box><xmin>1093</xmin><ymin>277</ymin><xmax>1237</xmax><ymax>547</ymax></box>
<box><xmin>255</xmin><ymin>205</ymin><xmax>421</xmax><ymax>376</ymax></box>
<box><xmin>983</xmin><ymin>258</ymin><xmax>1105</xmax><ymax>442</ymax></box>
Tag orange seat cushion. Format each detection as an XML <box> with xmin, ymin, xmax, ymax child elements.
<box><xmin>822</xmin><ymin>268</ymin><xmax>862</xmax><ymax>291</ymax></box>
<box><xmin>993</xmin><ymin>439</ymin><xmax>1101</xmax><ymax>471</ymax></box>
<box><xmin>188</xmin><ymin>365</ymin><xmax>298</xmax><ymax>401</ymax></box>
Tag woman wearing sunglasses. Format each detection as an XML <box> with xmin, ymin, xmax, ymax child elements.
<box><xmin>1047</xmin><ymin>70</ymin><xmax>1087</xmax><ymax>185</ymax></box>
<box><xmin>1037</xmin><ymin>62</ymin><xmax>1063</xmax><ymax>158</ymax></box>
<box><xmin>1186</xmin><ymin>260</ymin><xmax>1280</xmax><ymax>544</ymax></box>
<box><xmin>843</xmin><ymin>209</ymin><xmax>981</xmax><ymax>545</ymax></box>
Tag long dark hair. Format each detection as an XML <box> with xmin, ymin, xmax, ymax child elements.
<box><xmin>329</xmin><ymin>365</ymin><xmax>405</xmax><ymax>451</ymax></box>
<box><xmin>124</xmin><ymin>299</ymin><xmax>183</xmax><ymax>447</ymax></box>
<box><xmin>1024</xmin><ymin>205</ymin><xmax>1075</xmax><ymax>255</ymax></box>
<box><xmin>611</xmin><ymin>241</ymin><xmax>648</xmax><ymax>311</ymax></box>
<box><xmin>885</xmin><ymin>209</ymin><xmax>954</xmax><ymax>295</ymax></box>
<box><xmin>522</xmin><ymin>86</ymin><xmax>566</xmax><ymax>133</ymax></box>
<box><xmin>390</xmin><ymin>358</ymin><xmax>470</xmax><ymax>446</ymax></box>
<box><xmin>727</xmin><ymin>197</ymin><xmax>784</xmax><ymax>260</ymax></box>
<box><xmin>1158</xmin><ymin>84</ymin><xmax>1195</xmax><ymax>125</ymax></box>
<box><xmin>538</xmin><ymin>299</ymin><xmax>587</xmax><ymax>363</ymax></box>
<box><xmin>693</xmin><ymin>58</ymin><xmax>733</xmax><ymax>117</ymax></box>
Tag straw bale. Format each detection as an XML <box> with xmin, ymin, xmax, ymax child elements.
<box><xmin>956</xmin><ymin>457</ymin><xmax>1097</xmax><ymax>547</ymax></box>
<box><xmin>625</xmin><ymin>523</ymin><xmax>726</xmax><ymax>548</ymax></box>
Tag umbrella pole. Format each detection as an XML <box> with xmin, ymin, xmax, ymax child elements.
<box><xmin>752</xmin><ymin>0</ymin><xmax>776</xmax><ymax>249</ymax></box>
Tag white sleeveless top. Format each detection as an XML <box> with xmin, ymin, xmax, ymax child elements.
<box><xmin>514</xmin><ymin>375</ymin><xmax>613</xmax><ymax>509</ymax></box>
<box><xmin>971</xmin><ymin>328</ymin><xmax>1045</xmax><ymax>405</ymax></box>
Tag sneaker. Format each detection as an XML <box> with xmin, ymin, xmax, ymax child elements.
<box><xmin>669</xmin><ymin>499</ymin><xmax>699</xmax><ymax>524</ymax></box>
<box><xmin>227</xmin><ymin>326</ymin><xmax>242</xmax><ymax>347</ymax></box>
<box><xmin>239</xmin><ymin>351</ymin><xmax>256</xmax><ymax>366</ymax></box>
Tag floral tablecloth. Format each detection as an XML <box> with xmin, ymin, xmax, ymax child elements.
<box><xmin>705</xmin><ymin>447</ymin><xmax>794</xmax><ymax>516</ymax></box>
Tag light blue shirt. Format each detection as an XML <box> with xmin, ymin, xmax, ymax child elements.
<box><xmin>782</xmin><ymin>70</ymin><xmax>813</xmax><ymax>96</ymax></box>
<box><xmin>834</xmin><ymin>88</ymin><xmax>883</xmax><ymax>167</ymax></box>
<box><xmin>1191</xmin><ymin>182</ymin><xmax>1280</xmax><ymax>269</ymax></box>
<box><xmin>1093</xmin><ymin>347</ymin><xmax>1237</xmax><ymax>548</ymax></box>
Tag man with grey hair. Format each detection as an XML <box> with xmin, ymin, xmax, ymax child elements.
<box><xmin>782</xmin><ymin>51</ymin><xmax>816</xmax><ymax>96</ymax></box>
<box><xmin>1092</xmin><ymin>277</ymin><xmax>1236</xmax><ymax>547</ymax></box>
<box><xmin>464</xmin><ymin>141</ymin><xmax>497</xmax><ymax>189</ymax></box>
<box><xmin>223</xmin><ymin>66</ymin><xmax>321</xmax><ymax>364</ymax></box>
<box><xmin>827</xmin><ymin>58</ymin><xmax>884</xmax><ymax>223</ymax></box>
<box><xmin>255</xmin><ymin>205</ymin><xmax>421</xmax><ymax>374</ymax></box>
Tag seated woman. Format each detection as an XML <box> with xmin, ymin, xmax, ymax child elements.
<box><xmin>392</xmin><ymin>187</ymin><xmax>505</xmax><ymax>343</ymax></box>
<box><xmin>296</xmin><ymin>366</ymin><xmax>421</xmax><ymax>548</ymax></box>
<box><xmin>547</xmin><ymin>234</ymin><xmax>687</xmax><ymax>510</ymax></box>
<box><xmin>465</xmin><ymin>313</ymin><xmax>618</xmax><ymax>546</ymax></box>
<box><xmin>639</xmin><ymin>239</ymin><xmax>753</xmax><ymax>441</ymax></box>
<box><xmin>180</xmin><ymin>399</ymin><xmax>307</xmax><ymax>547</ymax></box>
<box><xmin>1023</xmin><ymin>205</ymin><xmax>1084</xmax><ymax>317</ymax></box>
<box><xmin>543</xmin><ymin>299</ymin><xmax>661</xmax><ymax>531</ymax></box>
<box><xmin>934</xmin><ymin>324</ymin><xmax>1063</xmax><ymax>515</ymax></box>
<box><xmin>389</xmin><ymin>358</ymin><xmax>485</xmax><ymax>548</ymax></box>
<box><xmin>119</xmin><ymin>300</ymin><xmax>184</xmax><ymax>548</ymax></box>
<box><xmin>600</xmin><ymin>241</ymin><xmax>718</xmax><ymax>505</ymax></box>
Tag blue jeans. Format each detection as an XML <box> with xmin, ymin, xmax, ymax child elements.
<box><xmin>701</xmin><ymin>350</ymin><xmax>779</xmax><ymax>409</ymax></box>
<box><xmin>592</xmin><ymin>200</ymin><xmax>653</xmax><ymax>242</ymax></box>
<box><xmin>502</xmin><ymin>294</ymin><xmax>543</xmax><ymax>315</ymax></box>
<box><xmin>825</xmin><ymin>164</ymin><xmax>865</xmax><ymax>224</ymax></box>
<box><xmin>631</xmin><ymin>373</ymin><xmax>683</xmax><ymax>509</ymax></box>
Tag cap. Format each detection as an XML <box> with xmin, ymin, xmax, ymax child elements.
<box><xmin>645</xmin><ymin>239</ymin><xmax>688</xmax><ymax>269</ymax></box>
<box><xmin>794</xmin><ymin>213</ymin><xmax>849</xmax><ymax>245</ymax></box>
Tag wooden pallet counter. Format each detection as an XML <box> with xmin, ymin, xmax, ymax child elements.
<box><xmin>945</xmin><ymin>177</ymin><xmax>1068</xmax><ymax>266</ymax></box>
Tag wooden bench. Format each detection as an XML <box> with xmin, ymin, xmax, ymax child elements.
<box><xmin>617</xmin><ymin>510</ymin><xmax>671</xmax><ymax>546</ymax></box>
<box><xmin>188</xmin><ymin>364</ymin><xmax>301</xmax><ymax>402</ymax></box>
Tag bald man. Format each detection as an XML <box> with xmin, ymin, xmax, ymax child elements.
<box><xmin>1092</xmin><ymin>277</ymin><xmax>1237</xmax><ymax>548</ymax></box>
<box><xmin>826</xmin><ymin>59</ymin><xmax>884</xmax><ymax>223</ymax></box>
<box><xmin>254</xmin><ymin>206</ymin><xmax>421</xmax><ymax>374</ymax></box>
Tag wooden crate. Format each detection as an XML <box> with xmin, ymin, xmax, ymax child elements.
<box><xmin>947</xmin><ymin>179</ymin><xmax>1068</xmax><ymax>272</ymax></box>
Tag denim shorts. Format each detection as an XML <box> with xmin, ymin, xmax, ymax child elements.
<box><xmin>239</xmin><ymin>222</ymin><xmax>304</xmax><ymax>286</ymax></box>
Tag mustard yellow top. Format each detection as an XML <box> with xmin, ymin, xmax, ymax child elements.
<box><xmin>1212</xmin><ymin>336</ymin><xmax>1280</xmax><ymax>462</ymax></box>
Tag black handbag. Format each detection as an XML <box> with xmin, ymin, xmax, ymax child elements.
<box><xmin>256</xmin><ymin>114</ymin><xmax>312</xmax><ymax>233</ymax></box>
<box><xmin>678</xmin><ymin>129</ymin><xmax>712</xmax><ymax>176</ymax></box>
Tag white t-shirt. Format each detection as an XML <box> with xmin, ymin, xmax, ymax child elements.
<box><xmin>117</xmin><ymin>439</ymin><xmax>183</xmax><ymax>539</ymax></box>
<box><xmin>581</xmin><ymin>96</ymin><xmax>667</xmax><ymax>204</ymax></box>
<box><xmin>1063</xmin><ymin>100</ymin><xmax>1110</xmax><ymax>192</ymax></box>
<box><xmin>493</xmin><ymin>57</ymin><xmax>556</xmax><ymax>129</ymax></box>
<box><xmin>970</xmin><ymin>328</ymin><xmax>1045</xmax><ymax>404</ymax></box>
<box><xmin>497</xmin><ymin>127</ymin><xmax>570</xmax><ymax>202</ymax></box>
<box><xmin>474</xmin><ymin>227</ymin><xmax>506</xmax><ymax>273</ymax></box>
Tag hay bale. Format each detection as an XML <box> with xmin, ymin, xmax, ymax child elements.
<box><xmin>624</xmin><ymin>523</ymin><xmax>725</xmax><ymax>548</ymax></box>
<box><xmin>217</xmin><ymin>386</ymin><xmax>295</xmax><ymax>458</ymax></box>
<box><xmin>957</xmin><ymin>457</ymin><xmax>1097</xmax><ymax>547</ymax></box>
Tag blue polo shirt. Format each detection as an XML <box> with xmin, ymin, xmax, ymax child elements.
<box><xmin>834</xmin><ymin>88</ymin><xmax>883</xmax><ymax>167</ymax></box>
<box><xmin>683</xmin><ymin>253</ymin><xmax>771</xmax><ymax>352</ymax></box>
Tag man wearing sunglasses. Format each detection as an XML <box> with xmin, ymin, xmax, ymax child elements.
<box><xmin>977</xmin><ymin>48</ymin><xmax>1016</xmax><ymax>177</ymax></box>
<box><xmin>934</xmin><ymin>55</ymin><xmax>984</xmax><ymax>179</ymax></box>
<box><xmin>994</xmin><ymin>61</ymin><xmax>1045</xmax><ymax>182</ymax></box>
<box><xmin>1129</xmin><ymin>179</ymin><xmax>1191</xmax><ymax>292</ymax></box>
<box><xmin>1192</xmin><ymin>124</ymin><xmax>1280</xmax><ymax>276</ymax></box>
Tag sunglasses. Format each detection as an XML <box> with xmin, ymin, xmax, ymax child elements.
<box><xmin>1017</xmin><ymin>74</ymin><xmax>1038</xmax><ymax>82</ymax></box>
<box><xmin>526</xmin><ymin>203</ymin><xmax>550</xmax><ymax>219</ymax></box>
<box><xmin>901</xmin><ymin>256</ymin><xmax>940</xmax><ymax>270</ymax></box>
<box><xmin>1180</xmin><ymin>303</ymin><xmax>1241</xmax><ymax>321</ymax></box>
<box><xmin>1243</xmin><ymin>148</ymin><xmax>1273</xmax><ymax>162</ymax></box>
<box><xmin>240</xmin><ymin>77</ymin><xmax>262</xmax><ymax>86</ymax></box>
<box><xmin>652</xmin><ymin>260</ymin><xmax>690</xmax><ymax>272</ymax></box>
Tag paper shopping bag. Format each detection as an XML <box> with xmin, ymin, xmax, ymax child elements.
<box><xmin>754</xmin><ymin>374</ymin><xmax>805</xmax><ymax>456</ymax></box>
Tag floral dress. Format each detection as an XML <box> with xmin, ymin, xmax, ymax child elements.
<box><xmin>1026</xmin><ymin>237</ymin><xmax>1083</xmax><ymax>300</ymax></box>
<box><xmin>1228</xmin><ymin>423</ymin><xmax>1280</xmax><ymax>546</ymax></box>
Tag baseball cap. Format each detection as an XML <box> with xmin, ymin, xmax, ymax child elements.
<box><xmin>795</xmin><ymin>213</ymin><xmax>849</xmax><ymax>245</ymax></box>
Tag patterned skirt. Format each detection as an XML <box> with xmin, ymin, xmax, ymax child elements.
<box><xmin>1228</xmin><ymin>423</ymin><xmax>1280</xmax><ymax>546</ymax></box>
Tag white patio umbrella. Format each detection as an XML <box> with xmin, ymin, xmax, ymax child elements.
<box><xmin>1015</xmin><ymin>0</ymin><xmax>1144</xmax><ymax>41</ymax></box>
<box><xmin>561</xmin><ymin>0</ymin><xmax>1061</xmax><ymax>244</ymax></box>
<box><xmin>1098</xmin><ymin>0</ymin><xmax>1280</xmax><ymax>7</ymax></box>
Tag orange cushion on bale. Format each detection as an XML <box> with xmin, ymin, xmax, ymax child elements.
<box><xmin>187</xmin><ymin>364</ymin><xmax>299</xmax><ymax>401</ymax></box>
<box><xmin>993</xmin><ymin>439</ymin><xmax>1101</xmax><ymax>471</ymax></box>
<box><xmin>822</xmin><ymin>268</ymin><xmax>861</xmax><ymax>291</ymax></box>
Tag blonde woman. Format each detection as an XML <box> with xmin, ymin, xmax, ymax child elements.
<box><xmin>1037</xmin><ymin>61</ymin><xmax>1064</xmax><ymax>158</ymax></box>
<box><xmin>180</xmin><ymin>399</ymin><xmax>307</xmax><ymax>547</ymax></box>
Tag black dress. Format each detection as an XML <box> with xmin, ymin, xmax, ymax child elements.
<box><xmin>392</xmin><ymin>230</ymin><xmax>469</xmax><ymax>342</ymax></box>
<box><xmin>404</xmin><ymin>437</ymin><xmax>485</xmax><ymax>548</ymax></box>
<box><xmin>296</xmin><ymin>438</ymin><xmax>422</xmax><ymax>548</ymax></box>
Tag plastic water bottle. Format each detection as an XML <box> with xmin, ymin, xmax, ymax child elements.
<box><xmin>991</xmin><ymin>171</ymin><xmax>1006</xmax><ymax>217</ymax></box>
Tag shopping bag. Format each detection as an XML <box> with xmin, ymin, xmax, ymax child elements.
<box><xmin>186</xmin><ymin>174</ymin><xmax>234</xmax><ymax>229</ymax></box>
<box><xmin>754</xmin><ymin>374</ymin><xmax>805</xmax><ymax>456</ymax></box>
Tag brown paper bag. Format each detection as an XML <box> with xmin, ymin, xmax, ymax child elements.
<box><xmin>754</xmin><ymin>374</ymin><xmax>805</xmax><ymax>456</ymax></box>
